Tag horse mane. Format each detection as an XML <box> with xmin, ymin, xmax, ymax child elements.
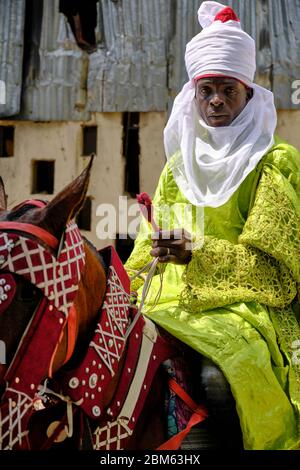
<box><xmin>83</xmin><ymin>236</ymin><xmax>108</xmax><ymax>278</ymax></box>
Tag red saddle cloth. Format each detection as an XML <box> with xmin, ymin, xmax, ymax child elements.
<box><xmin>59</xmin><ymin>245</ymin><xmax>175</xmax><ymax>450</ymax></box>
<box><xmin>0</xmin><ymin>240</ymin><xmax>175</xmax><ymax>450</ymax></box>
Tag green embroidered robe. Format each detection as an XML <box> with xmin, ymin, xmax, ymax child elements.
<box><xmin>125</xmin><ymin>137</ymin><xmax>300</xmax><ymax>450</ymax></box>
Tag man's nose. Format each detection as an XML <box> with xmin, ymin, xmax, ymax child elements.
<box><xmin>210</xmin><ymin>93</ymin><xmax>224</xmax><ymax>107</ymax></box>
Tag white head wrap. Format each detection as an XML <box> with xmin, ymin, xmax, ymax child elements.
<box><xmin>164</xmin><ymin>1</ymin><xmax>277</xmax><ymax>208</ymax></box>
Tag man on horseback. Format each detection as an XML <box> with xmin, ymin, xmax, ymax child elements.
<box><xmin>125</xmin><ymin>1</ymin><xmax>300</xmax><ymax>449</ymax></box>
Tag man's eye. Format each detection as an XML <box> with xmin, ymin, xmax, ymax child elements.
<box><xmin>199</xmin><ymin>87</ymin><xmax>210</xmax><ymax>95</ymax></box>
<box><xmin>225</xmin><ymin>87</ymin><xmax>235</xmax><ymax>94</ymax></box>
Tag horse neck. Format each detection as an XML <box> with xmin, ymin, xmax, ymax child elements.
<box><xmin>52</xmin><ymin>241</ymin><xmax>107</xmax><ymax>374</ymax></box>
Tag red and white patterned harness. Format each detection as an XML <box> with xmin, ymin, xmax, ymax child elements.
<box><xmin>0</xmin><ymin>203</ymin><xmax>175</xmax><ymax>450</ymax></box>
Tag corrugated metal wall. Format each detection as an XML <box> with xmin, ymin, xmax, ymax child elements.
<box><xmin>20</xmin><ymin>0</ymin><xmax>91</xmax><ymax>121</ymax></box>
<box><xmin>0</xmin><ymin>0</ymin><xmax>299</xmax><ymax>120</ymax></box>
<box><xmin>269</xmin><ymin>0</ymin><xmax>300</xmax><ymax>108</ymax></box>
<box><xmin>88</xmin><ymin>0</ymin><xmax>173</xmax><ymax>112</ymax></box>
<box><xmin>0</xmin><ymin>0</ymin><xmax>25</xmax><ymax>116</ymax></box>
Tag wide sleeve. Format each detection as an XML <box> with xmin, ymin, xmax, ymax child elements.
<box><xmin>181</xmin><ymin>145</ymin><xmax>300</xmax><ymax>312</ymax></box>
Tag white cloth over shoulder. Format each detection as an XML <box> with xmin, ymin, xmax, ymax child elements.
<box><xmin>164</xmin><ymin>1</ymin><xmax>277</xmax><ymax>208</ymax></box>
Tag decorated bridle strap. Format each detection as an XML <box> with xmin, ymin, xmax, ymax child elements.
<box><xmin>0</xmin><ymin>222</ymin><xmax>86</xmax><ymax>449</ymax></box>
<box><xmin>0</xmin><ymin>222</ymin><xmax>58</xmax><ymax>250</ymax></box>
<box><xmin>0</xmin><ymin>299</ymin><xmax>67</xmax><ymax>450</ymax></box>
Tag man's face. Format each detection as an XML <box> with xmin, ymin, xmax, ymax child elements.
<box><xmin>195</xmin><ymin>77</ymin><xmax>253</xmax><ymax>127</ymax></box>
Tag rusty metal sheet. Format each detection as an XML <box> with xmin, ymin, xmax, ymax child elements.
<box><xmin>1</xmin><ymin>0</ymin><xmax>300</xmax><ymax>119</ymax></box>
<box><xmin>0</xmin><ymin>0</ymin><xmax>26</xmax><ymax>117</ymax></box>
<box><xmin>88</xmin><ymin>0</ymin><xmax>173</xmax><ymax>112</ymax></box>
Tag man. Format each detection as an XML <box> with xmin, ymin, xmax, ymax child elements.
<box><xmin>125</xmin><ymin>1</ymin><xmax>300</xmax><ymax>450</ymax></box>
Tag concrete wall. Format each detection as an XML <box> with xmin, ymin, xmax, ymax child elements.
<box><xmin>277</xmin><ymin>110</ymin><xmax>300</xmax><ymax>151</ymax></box>
<box><xmin>0</xmin><ymin>112</ymin><xmax>167</xmax><ymax>249</ymax></box>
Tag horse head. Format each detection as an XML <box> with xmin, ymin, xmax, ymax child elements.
<box><xmin>0</xmin><ymin>158</ymin><xmax>106</xmax><ymax>386</ymax></box>
<box><xmin>0</xmin><ymin>161</ymin><xmax>182</xmax><ymax>451</ymax></box>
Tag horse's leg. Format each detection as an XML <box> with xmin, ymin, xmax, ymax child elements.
<box><xmin>199</xmin><ymin>356</ymin><xmax>243</xmax><ymax>449</ymax></box>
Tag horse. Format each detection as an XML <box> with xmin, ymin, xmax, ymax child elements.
<box><xmin>0</xmin><ymin>159</ymin><xmax>206</xmax><ymax>451</ymax></box>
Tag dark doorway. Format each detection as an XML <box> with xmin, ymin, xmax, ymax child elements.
<box><xmin>0</xmin><ymin>126</ymin><xmax>14</xmax><ymax>157</ymax></box>
<box><xmin>82</xmin><ymin>126</ymin><xmax>97</xmax><ymax>156</ymax></box>
<box><xmin>32</xmin><ymin>160</ymin><xmax>55</xmax><ymax>194</ymax></box>
<box><xmin>122</xmin><ymin>112</ymin><xmax>140</xmax><ymax>197</ymax></box>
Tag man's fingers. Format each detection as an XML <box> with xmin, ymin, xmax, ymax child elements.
<box><xmin>150</xmin><ymin>246</ymin><xmax>191</xmax><ymax>265</ymax></box>
<box><xmin>157</xmin><ymin>255</ymin><xmax>174</xmax><ymax>263</ymax></box>
<box><xmin>150</xmin><ymin>247</ymin><xmax>172</xmax><ymax>258</ymax></box>
<box><xmin>152</xmin><ymin>241</ymin><xmax>190</xmax><ymax>254</ymax></box>
<box><xmin>151</xmin><ymin>229</ymin><xmax>191</xmax><ymax>241</ymax></box>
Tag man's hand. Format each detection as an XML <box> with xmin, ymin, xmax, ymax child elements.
<box><xmin>150</xmin><ymin>229</ymin><xmax>192</xmax><ymax>264</ymax></box>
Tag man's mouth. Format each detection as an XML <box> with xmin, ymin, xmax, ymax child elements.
<box><xmin>206</xmin><ymin>114</ymin><xmax>231</xmax><ymax>126</ymax></box>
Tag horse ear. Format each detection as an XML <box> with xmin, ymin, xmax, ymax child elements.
<box><xmin>44</xmin><ymin>156</ymin><xmax>94</xmax><ymax>237</ymax></box>
<box><xmin>0</xmin><ymin>177</ymin><xmax>7</xmax><ymax>212</ymax></box>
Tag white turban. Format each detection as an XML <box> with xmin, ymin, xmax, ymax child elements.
<box><xmin>164</xmin><ymin>1</ymin><xmax>277</xmax><ymax>208</ymax></box>
<box><xmin>185</xmin><ymin>1</ymin><xmax>256</xmax><ymax>86</ymax></box>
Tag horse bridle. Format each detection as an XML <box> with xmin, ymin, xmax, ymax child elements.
<box><xmin>0</xmin><ymin>199</ymin><xmax>86</xmax><ymax>449</ymax></box>
<box><xmin>0</xmin><ymin>200</ymin><xmax>177</xmax><ymax>451</ymax></box>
